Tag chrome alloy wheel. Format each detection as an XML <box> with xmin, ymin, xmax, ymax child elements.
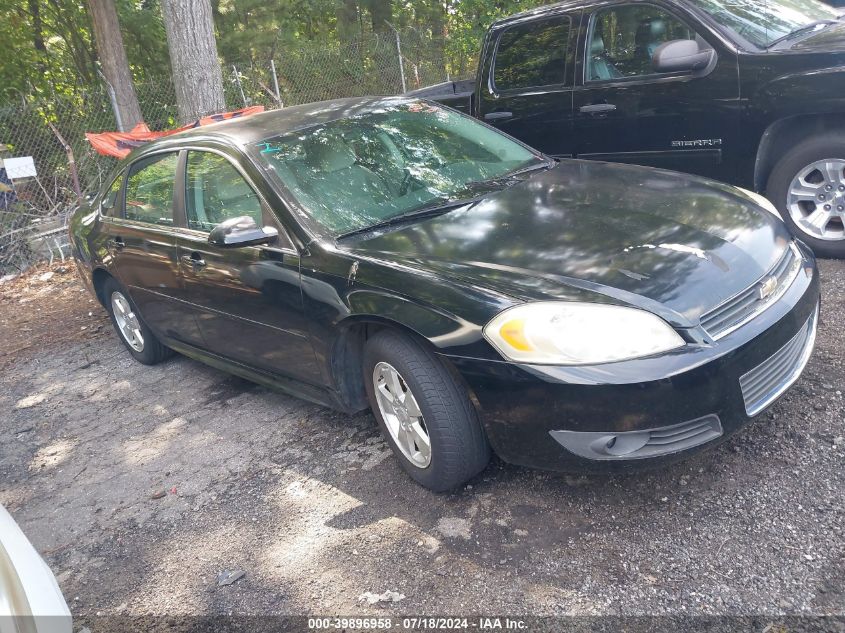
<box><xmin>372</xmin><ymin>361</ymin><xmax>431</xmax><ymax>468</ymax></box>
<box><xmin>787</xmin><ymin>158</ymin><xmax>845</xmax><ymax>241</ymax></box>
<box><xmin>110</xmin><ymin>291</ymin><xmax>144</xmax><ymax>352</ymax></box>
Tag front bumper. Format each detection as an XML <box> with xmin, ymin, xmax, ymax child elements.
<box><xmin>445</xmin><ymin>249</ymin><xmax>820</xmax><ymax>473</ymax></box>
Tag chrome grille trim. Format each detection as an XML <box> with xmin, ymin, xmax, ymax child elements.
<box><xmin>701</xmin><ymin>243</ymin><xmax>803</xmax><ymax>340</ymax></box>
<box><xmin>739</xmin><ymin>306</ymin><xmax>818</xmax><ymax>417</ymax></box>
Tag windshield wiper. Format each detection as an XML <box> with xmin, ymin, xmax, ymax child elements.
<box><xmin>465</xmin><ymin>159</ymin><xmax>555</xmax><ymax>189</ymax></box>
<box><xmin>505</xmin><ymin>159</ymin><xmax>555</xmax><ymax>178</ymax></box>
<box><xmin>768</xmin><ymin>20</ymin><xmax>837</xmax><ymax>48</ymax></box>
<box><xmin>335</xmin><ymin>195</ymin><xmax>484</xmax><ymax>240</ymax></box>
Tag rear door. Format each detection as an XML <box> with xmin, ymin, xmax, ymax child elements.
<box><xmin>176</xmin><ymin>149</ymin><xmax>322</xmax><ymax>384</ymax></box>
<box><xmin>104</xmin><ymin>150</ymin><xmax>202</xmax><ymax>343</ymax></box>
<box><xmin>477</xmin><ymin>12</ymin><xmax>579</xmax><ymax>158</ymax></box>
<box><xmin>571</xmin><ymin>1</ymin><xmax>740</xmax><ymax>180</ymax></box>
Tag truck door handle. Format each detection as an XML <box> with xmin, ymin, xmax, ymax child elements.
<box><xmin>108</xmin><ymin>237</ymin><xmax>125</xmax><ymax>250</ymax></box>
<box><xmin>484</xmin><ymin>111</ymin><xmax>513</xmax><ymax>121</ymax></box>
<box><xmin>579</xmin><ymin>103</ymin><xmax>617</xmax><ymax>115</ymax></box>
<box><xmin>181</xmin><ymin>253</ymin><xmax>206</xmax><ymax>268</ymax></box>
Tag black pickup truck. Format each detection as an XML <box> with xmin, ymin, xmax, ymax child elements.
<box><xmin>411</xmin><ymin>0</ymin><xmax>845</xmax><ymax>256</ymax></box>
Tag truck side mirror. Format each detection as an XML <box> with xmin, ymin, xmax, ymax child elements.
<box><xmin>652</xmin><ymin>39</ymin><xmax>714</xmax><ymax>73</ymax></box>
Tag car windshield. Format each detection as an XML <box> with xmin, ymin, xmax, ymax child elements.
<box><xmin>688</xmin><ymin>0</ymin><xmax>839</xmax><ymax>47</ymax></box>
<box><xmin>251</xmin><ymin>101</ymin><xmax>543</xmax><ymax>236</ymax></box>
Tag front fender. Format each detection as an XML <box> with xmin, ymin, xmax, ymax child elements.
<box><xmin>752</xmin><ymin>65</ymin><xmax>845</xmax><ymax>122</ymax></box>
<box><xmin>344</xmin><ymin>289</ymin><xmax>483</xmax><ymax>352</ymax></box>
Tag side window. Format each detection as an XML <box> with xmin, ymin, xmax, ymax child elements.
<box><xmin>186</xmin><ymin>152</ymin><xmax>263</xmax><ymax>232</ymax></box>
<box><xmin>587</xmin><ymin>5</ymin><xmax>696</xmax><ymax>81</ymax></box>
<box><xmin>124</xmin><ymin>153</ymin><xmax>178</xmax><ymax>226</ymax></box>
<box><xmin>493</xmin><ymin>16</ymin><xmax>571</xmax><ymax>92</ymax></box>
<box><xmin>100</xmin><ymin>173</ymin><xmax>124</xmax><ymax>217</ymax></box>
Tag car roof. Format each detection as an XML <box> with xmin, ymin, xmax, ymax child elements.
<box><xmin>127</xmin><ymin>95</ymin><xmax>415</xmax><ymax>159</ymax></box>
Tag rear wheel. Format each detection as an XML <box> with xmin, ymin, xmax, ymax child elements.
<box><xmin>767</xmin><ymin>135</ymin><xmax>845</xmax><ymax>258</ymax></box>
<box><xmin>363</xmin><ymin>330</ymin><xmax>490</xmax><ymax>492</ymax></box>
<box><xmin>103</xmin><ymin>277</ymin><xmax>172</xmax><ymax>365</ymax></box>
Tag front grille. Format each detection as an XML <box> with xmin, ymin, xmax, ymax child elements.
<box><xmin>700</xmin><ymin>244</ymin><xmax>801</xmax><ymax>339</ymax></box>
<box><xmin>739</xmin><ymin>307</ymin><xmax>818</xmax><ymax>416</ymax></box>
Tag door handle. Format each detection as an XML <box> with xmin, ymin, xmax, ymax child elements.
<box><xmin>483</xmin><ymin>111</ymin><xmax>513</xmax><ymax>121</ymax></box>
<box><xmin>108</xmin><ymin>237</ymin><xmax>125</xmax><ymax>250</ymax></box>
<box><xmin>181</xmin><ymin>253</ymin><xmax>206</xmax><ymax>268</ymax></box>
<box><xmin>579</xmin><ymin>103</ymin><xmax>617</xmax><ymax>115</ymax></box>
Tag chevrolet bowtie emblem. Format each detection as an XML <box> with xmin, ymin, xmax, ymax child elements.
<box><xmin>758</xmin><ymin>276</ymin><xmax>778</xmax><ymax>300</ymax></box>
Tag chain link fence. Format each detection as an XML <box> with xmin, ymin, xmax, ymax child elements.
<box><xmin>0</xmin><ymin>30</ymin><xmax>471</xmax><ymax>273</ymax></box>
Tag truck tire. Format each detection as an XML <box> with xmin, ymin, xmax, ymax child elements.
<box><xmin>363</xmin><ymin>329</ymin><xmax>490</xmax><ymax>492</ymax></box>
<box><xmin>766</xmin><ymin>134</ymin><xmax>845</xmax><ymax>258</ymax></box>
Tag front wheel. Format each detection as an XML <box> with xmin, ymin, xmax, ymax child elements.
<box><xmin>363</xmin><ymin>330</ymin><xmax>490</xmax><ymax>492</ymax></box>
<box><xmin>767</xmin><ymin>135</ymin><xmax>845</xmax><ymax>258</ymax></box>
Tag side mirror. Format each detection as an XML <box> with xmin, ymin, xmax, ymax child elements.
<box><xmin>652</xmin><ymin>40</ymin><xmax>714</xmax><ymax>73</ymax></box>
<box><xmin>208</xmin><ymin>215</ymin><xmax>278</xmax><ymax>247</ymax></box>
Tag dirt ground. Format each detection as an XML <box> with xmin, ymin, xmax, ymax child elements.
<box><xmin>1</xmin><ymin>262</ymin><xmax>844</xmax><ymax>627</ymax></box>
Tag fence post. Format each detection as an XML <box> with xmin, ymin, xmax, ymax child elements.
<box><xmin>232</xmin><ymin>65</ymin><xmax>248</xmax><ymax>107</ymax></box>
<box><xmin>98</xmin><ymin>70</ymin><xmax>124</xmax><ymax>132</ymax></box>
<box><xmin>270</xmin><ymin>59</ymin><xmax>283</xmax><ymax>108</ymax></box>
<box><xmin>385</xmin><ymin>22</ymin><xmax>407</xmax><ymax>93</ymax></box>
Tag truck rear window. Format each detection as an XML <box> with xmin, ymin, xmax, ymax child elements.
<box><xmin>493</xmin><ymin>16</ymin><xmax>571</xmax><ymax>92</ymax></box>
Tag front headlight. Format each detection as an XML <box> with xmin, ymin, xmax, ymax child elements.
<box><xmin>483</xmin><ymin>302</ymin><xmax>685</xmax><ymax>365</ymax></box>
<box><xmin>736</xmin><ymin>187</ymin><xmax>782</xmax><ymax>219</ymax></box>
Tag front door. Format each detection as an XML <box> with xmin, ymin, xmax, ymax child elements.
<box><xmin>105</xmin><ymin>151</ymin><xmax>202</xmax><ymax>343</ymax></box>
<box><xmin>477</xmin><ymin>12</ymin><xmax>578</xmax><ymax>158</ymax></box>
<box><xmin>177</xmin><ymin>149</ymin><xmax>322</xmax><ymax>384</ymax></box>
<box><xmin>572</xmin><ymin>1</ymin><xmax>740</xmax><ymax>180</ymax></box>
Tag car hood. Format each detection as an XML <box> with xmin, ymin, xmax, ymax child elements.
<box><xmin>342</xmin><ymin>160</ymin><xmax>792</xmax><ymax>328</ymax></box>
<box><xmin>787</xmin><ymin>22</ymin><xmax>845</xmax><ymax>52</ymax></box>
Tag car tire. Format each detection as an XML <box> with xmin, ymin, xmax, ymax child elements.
<box><xmin>103</xmin><ymin>277</ymin><xmax>173</xmax><ymax>365</ymax></box>
<box><xmin>766</xmin><ymin>134</ymin><xmax>845</xmax><ymax>258</ymax></box>
<box><xmin>363</xmin><ymin>329</ymin><xmax>490</xmax><ymax>492</ymax></box>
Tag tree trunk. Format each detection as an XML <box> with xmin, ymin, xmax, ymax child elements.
<box><xmin>87</xmin><ymin>0</ymin><xmax>143</xmax><ymax>130</ymax></box>
<box><xmin>428</xmin><ymin>0</ymin><xmax>446</xmax><ymax>76</ymax></box>
<box><xmin>336</xmin><ymin>0</ymin><xmax>359</xmax><ymax>42</ymax></box>
<box><xmin>366</xmin><ymin>0</ymin><xmax>392</xmax><ymax>34</ymax></box>
<box><xmin>29</xmin><ymin>0</ymin><xmax>46</xmax><ymax>54</ymax></box>
<box><xmin>161</xmin><ymin>0</ymin><xmax>226</xmax><ymax>123</ymax></box>
<box><xmin>29</xmin><ymin>0</ymin><xmax>47</xmax><ymax>75</ymax></box>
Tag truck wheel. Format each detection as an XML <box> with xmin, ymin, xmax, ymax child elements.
<box><xmin>766</xmin><ymin>135</ymin><xmax>845</xmax><ymax>258</ymax></box>
<box><xmin>363</xmin><ymin>329</ymin><xmax>490</xmax><ymax>492</ymax></box>
<box><xmin>104</xmin><ymin>277</ymin><xmax>173</xmax><ymax>365</ymax></box>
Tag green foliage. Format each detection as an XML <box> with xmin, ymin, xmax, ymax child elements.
<box><xmin>2</xmin><ymin>0</ymin><xmax>553</xmax><ymax>104</ymax></box>
<box><xmin>117</xmin><ymin>0</ymin><xmax>170</xmax><ymax>79</ymax></box>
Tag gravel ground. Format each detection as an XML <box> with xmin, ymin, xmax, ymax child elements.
<box><xmin>1</xmin><ymin>261</ymin><xmax>844</xmax><ymax>625</ymax></box>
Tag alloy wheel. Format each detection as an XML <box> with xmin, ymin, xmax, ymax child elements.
<box><xmin>372</xmin><ymin>361</ymin><xmax>431</xmax><ymax>468</ymax></box>
<box><xmin>111</xmin><ymin>291</ymin><xmax>145</xmax><ymax>352</ymax></box>
<box><xmin>786</xmin><ymin>158</ymin><xmax>845</xmax><ymax>241</ymax></box>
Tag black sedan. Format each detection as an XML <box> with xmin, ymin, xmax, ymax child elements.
<box><xmin>70</xmin><ymin>97</ymin><xmax>820</xmax><ymax>491</ymax></box>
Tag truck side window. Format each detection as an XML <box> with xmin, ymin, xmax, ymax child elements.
<box><xmin>493</xmin><ymin>16</ymin><xmax>571</xmax><ymax>91</ymax></box>
<box><xmin>587</xmin><ymin>5</ymin><xmax>696</xmax><ymax>81</ymax></box>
